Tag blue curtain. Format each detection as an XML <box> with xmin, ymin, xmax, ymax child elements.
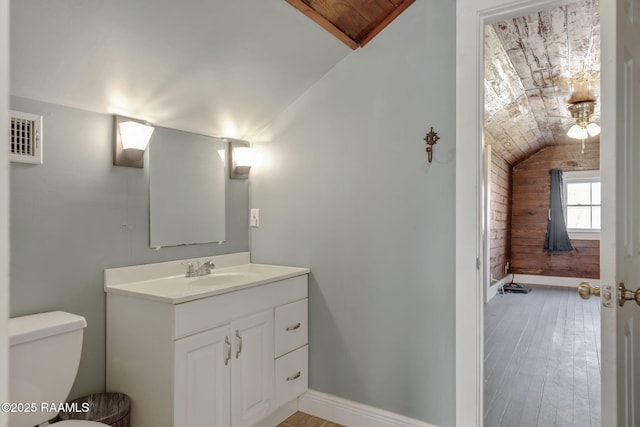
<box><xmin>544</xmin><ymin>169</ymin><xmax>574</xmax><ymax>252</ymax></box>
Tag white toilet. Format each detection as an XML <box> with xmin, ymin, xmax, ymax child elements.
<box><xmin>9</xmin><ymin>311</ymin><xmax>109</xmax><ymax>427</ymax></box>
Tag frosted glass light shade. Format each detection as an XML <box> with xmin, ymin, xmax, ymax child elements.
<box><xmin>232</xmin><ymin>147</ymin><xmax>256</xmax><ymax>167</ymax></box>
<box><xmin>119</xmin><ymin>121</ymin><xmax>155</xmax><ymax>150</ymax></box>
<box><xmin>114</xmin><ymin>115</ymin><xmax>155</xmax><ymax>168</ymax></box>
<box><xmin>567</xmin><ymin>124</ymin><xmax>588</xmax><ymax>140</ymax></box>
<box><xmin>229</xmin><ymin>141</ymin><xmax>256</xmax><ymax>179</ymax></box>
<box><xmin>587</xmin><ymin>122</ymin><xmax>601</xmax><ymax>137</ymax></box>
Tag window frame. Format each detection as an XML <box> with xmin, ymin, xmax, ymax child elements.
<box><xmin>563</xmin><ymin>170</ymin><xmax>601</xmax><ymax>240</ymax></box>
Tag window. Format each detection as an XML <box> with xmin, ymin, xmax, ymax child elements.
<box><xmin>564</xmin><ymin>171</ymin><xmax>600</xmax><ymax>237</ymax></box>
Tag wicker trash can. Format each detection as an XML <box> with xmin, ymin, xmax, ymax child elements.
<box><xmin>58</xmin><ymin>392</ymin><xmax>130</xmax><ymax>427</ymax></box>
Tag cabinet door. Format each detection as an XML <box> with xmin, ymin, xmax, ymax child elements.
<box><xmin>231</xmin><ymin>309</ymin><xmax>275</xmax><ymax>427</ymax></box>
<box><xmin>175</xmin><ymin>325</ymin><xmax>231</xmax><ymax>427</ymax></box>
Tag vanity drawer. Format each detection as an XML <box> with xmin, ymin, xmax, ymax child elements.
<box><xmin>174</xmin><ymin>276</ymin><xmax>307</xmax><ymax>339</ymax></box>
<box><xmin>275</xmin><ymin>345</ymin><xmax>308</xmax><ymax>407</ymax></box>
<box><xmin>274</xmin><ymin>298</ymin><xmax>308</xmax><ymax>357</ymax></box>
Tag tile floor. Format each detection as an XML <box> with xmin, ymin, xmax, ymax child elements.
<box><xmin>277</xmin><ymin>411</ymin><xmax>346</xmax><ymax>427</ymax></box>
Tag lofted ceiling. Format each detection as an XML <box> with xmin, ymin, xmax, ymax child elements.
<box><xmin>10</xmin><ymin>0</ymin><xmax>414</xmax><ymax>140</ymax></box>
<box><xmin>9</xmin><ymin>0</ymin><xmax>353</xmax><ymax>139</ymax></box>
<box><xmin>484</xmin><ymin>0</ymin><xmax>600</xmax><ymax>165</ymax></box>
<box><xmin>11</xmin><ymin>0</ymin><xmax>597</xmax><ymax>157</ymax></box>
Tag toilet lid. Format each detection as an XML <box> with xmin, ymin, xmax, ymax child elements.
<box><xmin>55</xmin><ymin>421</ymin><xmax>110</xmax><ymax>426</ymax></box>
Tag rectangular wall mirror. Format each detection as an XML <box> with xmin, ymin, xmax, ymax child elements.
<box><xmin>149</xmin><ymin>127</ymin><xmax>226</xmax><ymax>247</ymax></box>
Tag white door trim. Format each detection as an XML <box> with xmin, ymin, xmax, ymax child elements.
<box><xmin>596</xmin><ymin>0</ymin><xmax>618</xmax><ymax>423</ymax></box>
<box><xmin>0</xmin><ymin>0</ymin><xmax>9</xmax><ymax>424</ymax></box>
<box><xmin>455</xmin><ymin>0</ymin><xmax>598</xmax><ymax>425</ymax></box>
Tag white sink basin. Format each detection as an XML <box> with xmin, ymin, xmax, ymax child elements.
<box><xmin>184</xmin><ymin>271</ymin><xmax>259</xmax><ymax>286</ymax></box>
<box><xmin>105</xmin><ymin>262</ymin><xmax>310</xmax><ymax>304</ymax></box>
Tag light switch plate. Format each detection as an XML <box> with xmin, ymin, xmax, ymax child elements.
<box><xmin>250</xmin><ymin>208</ymin><xmax>260</xmax><ymax>227</ymax></box>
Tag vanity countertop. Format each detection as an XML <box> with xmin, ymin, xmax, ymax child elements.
<box><xmin>104</xmin><ymin>254</ymin><xmax>309</xmax><ymax>304</ymax></box>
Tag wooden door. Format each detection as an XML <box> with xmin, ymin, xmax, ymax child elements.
<box><xmin>174</xmin><ymin>325</ymin><xmax>231</xmax><ymax>427</ymax></box>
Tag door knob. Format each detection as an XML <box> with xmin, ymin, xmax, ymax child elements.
<box><xmin>578</xmin><ymin>282</ymin><xmax>600</xmax><ymax>299</ymax></box>
<box><xmin>579</xmin><ymin>281</ymin><xmax>640</xmax><ymax>307</ymax></box>
<box><xmin>618</xmin><ymin>282</ymin><xmax>640</xmax><ymax>307</ymax></box>
<box><xmin>578</xmin><ymin>282</ymin><xmax>616</xmax><ymax>307</ymax></box>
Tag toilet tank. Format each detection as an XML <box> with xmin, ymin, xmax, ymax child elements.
<box><xmin>9</xmin><ymin>311</ymin><xmax>87</xmax><ymax>427</ymax></box>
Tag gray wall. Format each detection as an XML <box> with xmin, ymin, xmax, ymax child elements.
<box><xmin>250</xmin><ymin>2</ymin><xmax>456</xmax><ymax>426</ymax></box>
<box><xmin>9</xmin><ymin>97</ymin><xmax>249</xmax><ymax>398</ymax></box>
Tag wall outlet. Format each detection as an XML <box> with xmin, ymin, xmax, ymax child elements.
<box><xmin>250</xmin><ymin>208</ymin><xmax>260</xmax><ymax>228</ymax></box>
<box><xmin>504</xmin><ymin>262</ymin><xmax>510</xmax><ymax>275</ymax></box>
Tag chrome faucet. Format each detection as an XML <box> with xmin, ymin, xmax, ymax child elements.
<box><xmin>196</xmin><ymin>259</ymin><xmax>215</xmax><ymax>276</ymax></box>
<box><xmin>185</xmin><ymin>259</ymin><xmax>215</xmax><ymax>277</ymax></box>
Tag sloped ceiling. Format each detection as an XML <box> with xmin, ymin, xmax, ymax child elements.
<box><xmin>10</xmin><ymin>0</ymin><xmax>352</xmax><ymax>139</ymax></box>
<box><xmin>484</xmin><ymin>0</ymin><xmax>600</xmax><ymax>165</ymax></box>
<box><xmin>12</xmin><ymin>0</ymin><xmax>599</xmax><ymax>156</ymax></box>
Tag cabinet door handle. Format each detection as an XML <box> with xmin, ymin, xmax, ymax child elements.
<box><xmin>285</xmin><ymin>322</ymin><xmax>301</xmax><ymax>331</ymax></box>
<box><xmin>235</xmin><ymin>329</ymin><xmax>242</xmax><ymax>359</ymax></box>
<box><xmin>286</xmin><ymin>371</ymin><xmax>301</xmax><ymax>382</ymax></box>
<box><xmin>224</xmin><ymin>336</ymin><xmax>231</xmax><ymax>366</ymax></box>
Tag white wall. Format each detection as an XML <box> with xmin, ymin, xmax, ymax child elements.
<box><xmin>251</xmin><ymin>2</ymin><xmax>456</xmax><ymax>426</ymax></box>
<box><xmin>1</xmin><ymin>0</ymin><xmax>9</xmax><ymax>423</ymax></box>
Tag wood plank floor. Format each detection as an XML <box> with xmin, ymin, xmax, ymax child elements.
<box><xmin>484</xmin><ymin>286</ymin><xmax>601</xmax><ymax>427</ymax></box>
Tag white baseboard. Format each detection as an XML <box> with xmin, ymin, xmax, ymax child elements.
<box><xmin>513</xmin><ymin>274</ymin><xmax>600</xmax><ymax>288</ymax></box>
<box><xmin>255</xmin><ymin>399</ymin><xmax>297</xmax><ymax>427</ymax></box>
<box><xmin>486</xmin><ymin>275</ymin><xmax>511</xmax><ymax>302</ymax></box>
<box><xmin>298</xmin><ymin>390</ymin><xmax>439</xmax><ymax>427</ymax></box>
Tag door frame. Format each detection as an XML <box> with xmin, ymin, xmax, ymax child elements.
<box><xmin>1</xmin><ymin>0</ymin><xmax>9</xmax><ymax>424</ymax></box>
<box><xmin>455</xmin><ymin>0</ymin><xmax>616</xmax><ymax>425</ymax></box>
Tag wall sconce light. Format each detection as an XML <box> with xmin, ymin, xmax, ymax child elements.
<box><xmin>229</xmin><ymin>140</ymin><xmax>256</xmax><ymax>179</ymax></box>
<box><xmin>113</xmin><ymin>115</ymin><xmax>155</xmax><ymax>168</ymax></box>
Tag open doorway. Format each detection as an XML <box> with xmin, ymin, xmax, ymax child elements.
<box><xmin>481</xmin><ymin>1</ymin><xmax>601</xmax><ymax>425</ymax></box>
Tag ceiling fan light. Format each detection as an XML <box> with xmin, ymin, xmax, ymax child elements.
<box><xmin>587</xmin><ymin>122</ymin><xmax>601</xmax><ymax>137</ymax></box>
<box><xmin>567</xmin><ymin>124</ymin><xmax>588</xmax><ymax>139</ymax></box>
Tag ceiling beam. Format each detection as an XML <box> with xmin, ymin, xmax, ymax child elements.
<box><xmin>285</xmin><ymin>0</ymin><xmax>359</xmax><ymax>49</ymax></box>
<box><xmin>360</xmin><ymin>0</ymin><xmax>415</xmax><ymax>47</ymax></box>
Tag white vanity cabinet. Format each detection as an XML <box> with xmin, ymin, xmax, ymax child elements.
<box><xmin>274</xmin><ymin>299</ymin><xmax>309</xmax><ymax>406</ymax></box>
<box><xmin>175</xmin><ymin>309</ymin><xmax>274</xmax><ymax>427</ymax></box>
<box><xmin>174</xmin><ymin>325</ymin><xmax>231</xmax><ymax>427</ymax></box>
<box><xmin>231</xmin><ymin>309</ymin><xmax>275</xmax><ymax>427</ymax></box>
<box><xmin>106</xmin><ymin>269</ymin><xmax>308</xmax><ymax>427</ymax></box>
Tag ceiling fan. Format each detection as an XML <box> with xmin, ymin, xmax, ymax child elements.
<box><xmin>562</xmin><ymin>90</ymin><xmax>601</xmax><ymax>153</ymax></box>
<box><xmin>566</xmin><ymin>96</ymin><xmax>600</xmax><ymax>140</ymax></box>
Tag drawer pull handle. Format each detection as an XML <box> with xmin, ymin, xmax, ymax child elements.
<box><xmin>286</xmin><ymin>371</ymin><xmax>301</xmax><ymax>382</ymax></box>
<box><xmin>224</xmin><ymin>336</ymin><xmax>231</xmax><ymax>366</ymax></box>
<box><xmin>286</xmin><ymin>323</ymin><xmax>301</xmax><ymax>331</ymax></box>
<box><xmin>235</xmin><ymin>330</ymin><xmax>242</xmax><ymax>359</ymax></box>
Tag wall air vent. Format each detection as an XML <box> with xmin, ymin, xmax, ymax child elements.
<box><xmin>9</xmin><ymin>110</ymin><xmax>43</xmax><ymax>164</ymax></box>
